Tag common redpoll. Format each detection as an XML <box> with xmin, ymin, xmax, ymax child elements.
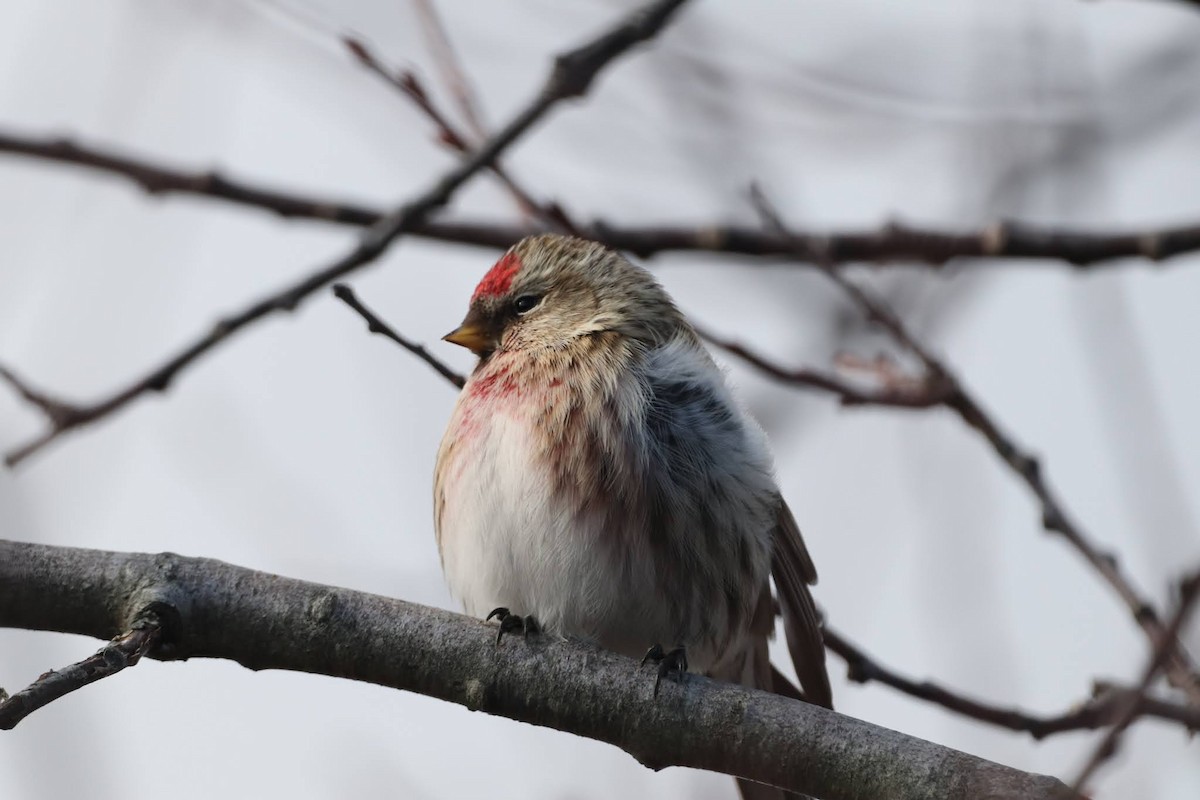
<box><xmin>434</xmin><ymin>234</ymin><xmax>831</xmax><ymax>794</ymax></box>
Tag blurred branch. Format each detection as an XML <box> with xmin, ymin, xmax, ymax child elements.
<box><xmin>1070</xmin><ymin>571</ymin><xmax>1200</xmax><ymax>794</ymax></box>
<box><xmin>824</xmin><ymin>626</ymin><xmax>1200</xmax><ymax>739</ymax></box>
<box><xmin>750</xmin><ymin>186</ymin><xmax>1200</xmax><ymax>707</ymax></box>
<box><xmin>0</xmin><ymin>610</ymin><xmax>162</xmax><ymax>730</ymax></box>
<box><xmin>347</xmin><ymin>8</ymin><xmax>579</xmax><ymax>231</ymax></box>
<box><xmin>0</xmin><ymin>539</ymin><xmax>1075</xmax><ymax>800</ymax></box>
<box><xmin>694</xmin><ymin>323</ymin><xmax>956</xmax><ymax>409</ymax></box>
<box><xmin>411</xmin><ymin>0</ymin><xmax>490</xmax><ymax>142</ymax></box>
<box><xmin>332</xmin><ymin>284</ymin><xmax>465</xmax><ymax>388</ymax></box>
<box><xmin>0</xmin><ymin>0</ymin><xmax>693</xmax><ymax>467</ymax></box>
<box><xmin>344</xmin><ymin>40</ymin><xmax>575</xmax><ymax>229</ymax></box>
<box><xmin>5</xmin><ymin>129</ymin><xmax>1200</xmax><ymax>266</ymax></box>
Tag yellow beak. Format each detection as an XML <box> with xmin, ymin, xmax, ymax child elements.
<box><xmin>442</xmin><ymin>321</ymin><xmax>493</xmax><ymax>355</ymax></box>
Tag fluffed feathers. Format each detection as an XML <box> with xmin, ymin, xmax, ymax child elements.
<box><xmin>434</xmin><ymin>234</ymin><xmax>832</xmax><ymax>800</ymax></box>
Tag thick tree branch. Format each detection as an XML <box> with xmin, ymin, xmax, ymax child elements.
<box><xmin>750</xmin><ymin>188</ymin><xmax>1200</xmax><ymax>706</ymax></box>
<box><xmin>4</xmin><ymin>129</ymin><xmax>1200</xmax><ymax>266</ymax></box>
<box><xmin>0</xmin><ymin>539</ymin><xmax>1074</xmax><ymax>800</ymax></box>
<box><xmin>0</xmin><ymin>0</ymin><xmax>692</xmax><ymax>467</ymax></box>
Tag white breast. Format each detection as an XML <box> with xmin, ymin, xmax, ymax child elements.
<box><xmin>436</xmin><ymin>375</ymin><xmax>643</xmax><ymax>642</ymax></box>
<box><xmin>433</xmin><ymin>339</ymin><xmax>775</xmax><ymax>672</ymax></box>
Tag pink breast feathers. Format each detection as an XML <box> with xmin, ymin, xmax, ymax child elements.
<box><xmin>471</xmin><ymin>251</ymin><xmax>521</xmax><ymax>302</ymax></box>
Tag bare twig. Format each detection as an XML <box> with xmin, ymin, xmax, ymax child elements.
<box><xmin>0</xmin><ymin>610</ymin><xmax>162</xmax><ymax>730</ymax></box>
<box><xmin>0</xmin><ymin>363</ymin><xmax>134</xmax><ymax>466</ymax></box>
<box><xmin>824</xmin><ymin>626</ymin><xmax>1200</xmax><ymax>739</ymax></box>
<box><xmin>332</xmin><ymin>284</ymin><xmax>465</xmax><ymax>388</ymax></box>
<box><xmin>407</xmin><ymin>0</ymin><xmax>579</xmax><ymax>232</ymax></box>
<box><xmin>694</xmin><ymin>323</ymin><xmax>956</xmax><ymax>409</ymax></box>
<box><xmin>749</xmin><ymin>187</ymin><xmax>1200</xmax><ymax>705</ymax></box>
<box><xmin>344</xmin><ymin>37</ymin><xmax>577</xmax><ymax>231</ymax></box>
<box><xmin>0</xmin><ymin>539</ymin><xmax>1075</xmax><ymax>800</ymax></box>
<box><xmin>0</xmin><ymin>0</ymin><xmax>693</xmax><ymax>467</ymax></box>
<box><xmin>410</xmin><ymin>0</ymin><xmax>490</xmax><ymax>142</ymax></box>
<box><xmin>1070</xmin><ymin>571</ymin><xmax>1200</xmax><ymax>793</ymax></box>
<box><xmin>7</xmin><ymin>130</ymin><xmax>1200</xmax><ymax>266</ymax></box>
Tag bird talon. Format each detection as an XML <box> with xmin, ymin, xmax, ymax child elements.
<box><xmin>487</xmin><ymin>608</ymin><xmax>539</xmax><ymax>645</ymax></box>
<box><xmin>640</xmin><ymin>643</ymin><xmax>664</xmax><ymax>667</ymax></box>
<box><xmin>641</xmin><ymin>644</ymin><xmax>688</xmax><ymax>697</ymax></box>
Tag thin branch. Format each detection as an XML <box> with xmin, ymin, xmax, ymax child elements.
<box><xmin>0</xmin><ymin>363</ymin><xmax>130</xmax><ymax>466</ymax></box>
<box><xmin>694</xmin><ymin>323</ymin><xmax>956</xmax><ymax>409</ymax></box>
<box><xmin>344</xmin><ymin>38</ymin><xmax>578</xmax><ymax>232</ymax></box>
<box><xmin>1070</xmin><ymin>571</ymin><xmax>1200</xmax><ymax>794</ymax></box>
<box><xmin>0</xmin><ymin>539</ymin><xmax>1075</xmax><ymax>800</ymax></box>
<box><xmin>749</xmin><ymin>187</ymin><xmax>1200</xmax><ymax>706</ymax></box>
<box><xmin>0</xmin><ymin>610</ymin><xmax>162</xmax><ymax>730</ymax></box>
<box><xmin>824</xmin><ymin>626</ymin><xmax>1200</xmax><ymax>740</ymax></box>
<box><xmin>411</xmin><ymin>0</ymin><xmax>490</xmax><ymax>142</ymax></box>
<box><xmin>6</xmin><ymin>130</ymin><xmax>1200</xmax><ymax>266</ymax></box>
<box><xmin>331</xmin><ymin>284</ymin><xmax>465</xmax><ymax>388</ymax></box>
<box><xmin>0</xmin><ymin>0</ymin><xmax>693</xmax><ymax>467</ymax></box>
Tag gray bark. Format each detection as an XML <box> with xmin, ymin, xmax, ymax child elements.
<box><xmin>0</xmin><ymin>539</ymin><xmax>1075</xmax><ymax>800</ymax></box>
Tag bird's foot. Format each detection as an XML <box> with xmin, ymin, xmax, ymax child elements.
<box><xmin>486</xmin><ymin>607</ymin><xmax>540</xmax><ymax>645</ymax></box>
<box><xmin>641</xmin><ymin>644</ymin><xmax>688</xmax><ymax>697</ymax></box>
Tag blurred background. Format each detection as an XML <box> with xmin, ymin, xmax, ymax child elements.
<box><xmin>2</xmin><ymin>0</ymin><xmax>1199</xmax><ymax>797</ymax></box>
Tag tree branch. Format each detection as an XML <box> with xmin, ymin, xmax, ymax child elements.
<box><xmin>0</xmin><ymin>0</ymin><xmax>692</xmax><ymax>467</ymax></box>
<box><xmin>343</xmin><ymin>39</ymin><xmax>573</xmax><ymax>229</ymax></box>
<box><xmin>331</xmin><ymin>284</ymin><xmax>465</xmax><ymax>388</ymax></box>
<box><xmin>410</xmin><ymin>0</ymin><xmax>491</xmax><ymax>143</ymax></box>
<box><xmin>4</xmin><ymin>128</ymin><xmax>1200</xmax><ymax>266</ymax></box>
<box><xmin>0</xmin><ymin>539</ymin><xmax>1075</xmax><ymax>800</ymax></box>
<box><xmin>824</xmin><ymin>626</ymin><xmax>1200</xmax><ymax>739</ymax></box>
<box><xmin>750</xmin><ymin>187</ymin><xmax>1200</xmax><ymax>706</ymax></box>
<box><xmin>694</xmin><ymin>323</ymin><xmax>956</xmax><ymax>409</ymax></box>
<box><xmin>0</xmin><ymin>609</ymin><xmax>162</xmax><ymax>730</ymax></box>
<box><xmin>1070</xmin><ymin>571</ymin><xmax>1200</xmax><ymax>793</ymax></box>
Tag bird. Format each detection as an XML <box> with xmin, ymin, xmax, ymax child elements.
<box><xmin>433</xmin><ymin>234</ymin><xmax>831</xmax><ymax>798</ymax></box>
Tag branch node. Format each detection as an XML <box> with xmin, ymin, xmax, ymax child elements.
<box><xmin>1139</xmin><ymin>233</ymin><xmax>1162</xmax><ymax>261</ymax></box>
<box><xmin>983</xmin><ymin>220</ymin><xmax>1009</xmax><ymax>256</ymax></box>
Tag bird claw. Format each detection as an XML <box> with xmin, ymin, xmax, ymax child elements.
<box><xmin>641</xmin><ymin>644</ymin><xmax>688</xmax><ymax>697</ymax></box>
<box><xmin>486</xmin><ymin>607</ymin><xmax>540</xmax><ymax>645</ymax></box>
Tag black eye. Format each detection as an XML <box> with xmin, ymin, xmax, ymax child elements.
<box><xmin>513</xmin><ymin>294</ymin><xmax>541</xmax><ymax>315</ymax></box>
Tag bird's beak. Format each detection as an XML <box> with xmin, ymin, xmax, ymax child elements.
<box><xmin>443</xmin><ymin>308</ymin><xmax>496</xmax><ymax>356</ymax></box>
<box><xmin>443</xmin><ymin>323</ymin><xmax>490</xmax><ymax>354</ymax></box>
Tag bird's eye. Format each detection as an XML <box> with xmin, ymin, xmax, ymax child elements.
<box><xmin>513</xmin><ymin>294</ymin><xmax>541</xmax><ymax>315</ymax></box>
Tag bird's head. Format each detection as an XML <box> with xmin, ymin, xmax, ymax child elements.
<box><xmin>443</xmin><ymin>234</ymin><xmax>685</xmax><ymax>358</ymax></box>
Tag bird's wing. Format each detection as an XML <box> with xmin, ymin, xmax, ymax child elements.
<box><xmin>771</xmin><ymin>498</ymin><xmax>833</xmax><ymax>709</ymax></box>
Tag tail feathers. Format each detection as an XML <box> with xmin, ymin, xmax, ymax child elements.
<box><xmin>772</xmin><ymin>499</ymin><xmax>833</xmax><ymax>710</ymax></box>
<box><xmin>720</xmin><ymin>499</ymin><xmax>833</xmax><ymax>799</ymax></box>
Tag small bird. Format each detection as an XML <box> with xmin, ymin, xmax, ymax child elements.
<box><xmin>434</xmin><ymin>234</ymin><xmax>831</xmax><ymax>797</ymax></box>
